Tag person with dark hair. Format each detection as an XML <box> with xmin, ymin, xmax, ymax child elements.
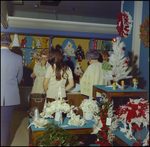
<box><xmin>99</xmin><ymin>50</ymin><xmax>110</xmax><ymax>63</ymax></box>
<box><xmin>1</xmin><ymin>33</ymin><xmax>23</xmax><ymax>146</ymax></box>
<box><xmin>80</xmin><ymin>49</ymin><xmax>104</xmax><ymax>99</ymax></box>
<box><xmin>43</xmin><ymin>49</ymin><xmax>74</xmax><ymax>102</ymax></box>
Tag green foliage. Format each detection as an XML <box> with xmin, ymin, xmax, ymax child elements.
<box><xmin>34</xmin><ymin>120</ymin><xmax>80</xmax><ymax>146</ymax></box>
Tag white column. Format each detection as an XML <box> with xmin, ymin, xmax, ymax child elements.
<box><xmin>121</xmin><ymin>1</ymin><xmax>124</xmax><ymax>12</ymax></box>
<box><xmin>131</xmin><ymin>1</ymin><xmax>143</xmax><ymax>70</ymax></box>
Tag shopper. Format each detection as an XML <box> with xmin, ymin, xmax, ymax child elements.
<box><xmin>1</xmin><ymin>33</ymin><xmax>23</xmax><ymax>146</ymax></box>
<box><xmin>30</xmin><ymin>49</ymin><xmax>50</xmax><ymax>95</ymax></box>
<box><xmin>43</xmin><ymin>49</ymin><xmax>74</xmax><ymax>102</ymax></box>
<box><xmin>80</xmin><ymin>49</ymin><xmax>104</xmax><ymax>99</ymax></box>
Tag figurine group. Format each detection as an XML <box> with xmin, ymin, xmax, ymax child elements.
<box><xmin>20</xmin><ymin>37</ymin><xmax>49</xmax><ymax>49</ymax></box>
<box><xmin>112</xmin><ymin>78</ymin><xmax>138</xmax><ymax>90</ymax></box>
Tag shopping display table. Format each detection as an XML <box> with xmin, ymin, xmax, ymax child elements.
<box><xmin>93</xmin><ymin>85</ymin><xmax>147</xmax><ymax>102</ymax></box>
<box><xmin>29</xmin><ymin>117</ymin><xmax>95</xmax><ymax>146</ymax></box>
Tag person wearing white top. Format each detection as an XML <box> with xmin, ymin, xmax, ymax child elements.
<box><xmin>43</xmin><ymin>49</ymin><xmax>74</xmax><ymax>103</ymax></box>
<box><xmin>80</xmin><ymin>49</ymin><xmax>104</xmax><ymax>103</ymax></box>
<box><xmin>30</xmin><ymin>49</ymin><xmax>50</xmax><ymax>95</ymax></box>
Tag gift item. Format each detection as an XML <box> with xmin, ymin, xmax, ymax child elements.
<box><xmin>64</xmin><ymin>41</ymin><xmax>75</xmax><ymax>57</ymax></box>
<box><xmin>74</xmin><ymin>45</ymin><xmax>85</xmax><ymax>62</ymax></box>
<box><xmin>36</xmin><ymin>38</ymin><xmax>42</xmax><ymax>48</ymax></box>
<box><xmin>112</xmin><ymin>82</ymin><xmax>116</xmax><ymax>90</ymax></box>
<box><xmin>21</xmin><ymin>37</ymin><xmax>27</xmax><ymax>47</ymax></box>
<box><xmin>74</xmin><ymin>63</ymin><xmax>84</xmax><ymax>78</ymax></box>
<box><xmin>132</xmin><ymin>78</ymin><xmax>138</xmax><ymax>90</ymax></box>
<box><xmin>11</xmin><ymin>34</ymin><xmax>20</xmax><ymax>47</ymax></box>
<box><xmin>40</xmin><ymin>87</ymin><xmax>71</xmax><ymax>120</ymax></box>
<box><xmin>139</xmin><ymin>15</ymin><xmax>149</xmax><ymax>48</ymax></box>
<box><xmin>116</xmin><ymin>98</ymin><xmax>149</xmax><ymax>146</ymax></box>
<box><xmin>121</xmin><ymin>80</ymin><xmax>125</xmax><ymax>90</ymax></box>
<box><xmin>91</xmin><ymin>93</ymin><xmax>118</xmax><ymax>146</ymax></box>
<box><xmin>42</xmin><ymin>38</ymin><xmax>48</xmax><ymax>48</ymax></box>
<box><xmin>27</xmin><ymin>107</ymin><xmax>49</xmax><ymax>129</ymax></box>
<box><xmin>79</xmin><ymin>98</ymin><xmax>99</xmax><ymax>120</ymax></box>
<box><xmin>31</xmin><ymin>40</ymin><xmax>36</xmax><ymax>49</ymax></box>
<box><xmin>116</xmin><ymin>11</ymin><xmax>133</xmax><ymax>38</ymax></box>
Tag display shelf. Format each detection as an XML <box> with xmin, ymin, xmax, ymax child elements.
<box><xmin>10</xmin><ymin>47</ymin><xmax>49</xmax><ymax>49</ymax></box>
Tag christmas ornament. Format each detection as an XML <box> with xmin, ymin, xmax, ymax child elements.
<box><xmin>42</xmin><ymin>38</ymin><xmax>48</xmax><ymax>48</ymax></box>
<box><xmin>21</xmin><ymin>37</ymin><xmax>27</xmax><ymax>47</ymax></box>
<box><xmin>11</xmin><ymin>34</ymin><xmax>20</xmax><ymax>47</ymax></box>
<box><xmin>132</xmin><ymin>78</ymin><xmax>138</xmax><ymax>90</ymax></box>
<box><xmin>64</xmin><ymin>41</ymin><xmax>75</xmax><ymax>57</ymax></box>
<box><xmin>74</xmin><ymin>63</ymin><xmax>84</xmax><ymax>78</ymax></box>
<box><xmin>116</xmin><ymin>11</ymin><xmax>133</xmax><ymax>38</ymax></box>
<box><xmin>139</xmin><ymin>15</ymin><xmax>149</xmax><ymax>48</ymax></box>
<box><xmin>31</xmin><ymin>40</ymin><xmax>36</xmax><ymax>49</ymax></box>
<box><xmin>74</xmin><ymin>45</ymin><xmax>85</xmax><ymax>62</ymax></box>
<box><xmin>112</xmin><ymin>82</ymin><xmax>116</xmax><ymax>90</ymax></box>
<box><xmin>102</xmin><ymin>61</ymin><xmax>111</xmax><ymax>71</ymax></box>
<box><xmin>121</xmin><ymin>80</ymin><xmax>125</xmax><ymax>90</ymax></box>
<box><xmin>36</xmin><ymin>38</ymin><xmax>42</xmax><ymax>48</ymax></box>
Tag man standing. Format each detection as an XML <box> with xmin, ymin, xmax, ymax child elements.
<box><xmin>1</xmin><ymin>33</ymin><xmax>23</xmax><ymax>146</ymax></box>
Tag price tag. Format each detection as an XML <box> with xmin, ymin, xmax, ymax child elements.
<box><xmin>106</xmin><ymin>118</ymin><xmax>111</xmax><ymax>126</ymax></box>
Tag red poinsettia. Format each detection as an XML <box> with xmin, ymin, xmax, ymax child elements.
<box><xmin>54</xmin><ymin>140</ymin><xmax>60</xmax><ymax>146</ymax></box>
<box><xmin>131</xmin><ymin>123</ymin><xmax>142</xmax><ymax>131</ymax></box>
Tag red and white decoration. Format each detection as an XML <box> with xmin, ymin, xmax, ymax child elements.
<box><xmin>116</xmin><ymin>11</ymin><xmax>133</xmax><ymax>38</ymax></box>
<box><xmin>74</xmin><ymin>63</ymin><xmax>84</xmax><ymax>78</ymax></box>
<box><xmin>103</xmin><ymin>37</ymin><xmax>133</xmax><ymax>88</ymax></box>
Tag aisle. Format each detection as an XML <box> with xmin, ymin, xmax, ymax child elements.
<box><xmin>10</xmin><ymin>107</ymin><xmax>29</xmax><ymax>146</ymax></box>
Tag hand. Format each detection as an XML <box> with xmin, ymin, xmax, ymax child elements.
<box><xmin>31</xmin><ymin>73</ymin><xmax>36</xmax><ymax>78</ymax></box>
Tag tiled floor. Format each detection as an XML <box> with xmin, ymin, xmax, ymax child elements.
<box><xmin>10</xmin><ymin>107</ymin><xmax>29</xmax><ymax>146</ymax></box>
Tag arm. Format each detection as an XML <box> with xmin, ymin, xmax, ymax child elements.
<box><xmin>17</xmin><ymin>57</ymin><xmax>23</xmax><ymax>84</ymax></box>
<box><xmin>65</xmin><ymin>78</ymin><xmax>74</xmax><ymax>91</ymax></box>
<box><xmin>43</xmin><ymin>77</ymin><xmax>50</xmax><ymax>92</ymax></box>
<box><xmin>30</xmin><ymin>73</ymin><xmax>36</xmax><ymax>78</ymax></box>
<box><xmin>30</xmin><ymin>63</ymin><xmax>37</xmax><ymax>78</ymax></box>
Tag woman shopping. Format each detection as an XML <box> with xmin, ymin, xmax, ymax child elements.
<box><xmin>43</xmin><ymin>49</ymin><xmax>74</xmax><ymax>103</ymax></box>
<box><xmin>30</xmin><ymin>49</ymin><xmax>50</xmax><ymax>95</ymax></box>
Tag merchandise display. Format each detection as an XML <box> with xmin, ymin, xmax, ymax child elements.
<box><xmin>91</xmin><ymin>93</ymin><xmax>118</xmax><ymax>146</ymax></box>
<box><xmin>103</xmin><ymin>37</ymin><xmax>133</xmax><ymax>88</ymax></box>
<box><xmin>116</xmin><ymin>11</ymin><xmax>133</xmax><ymax>38</ymax></box>
<box><xmin>115</xmin><ymin>98</ymin><xmax>149</xmax><ymax>146</ymax></box>
<box><xmin>139</xmin><ymin>15</ymin><xmax>149</xmax><ymax>48</ymax></box>
<box><xmin>74</xmin><ymin>45</ymin><xmax>85</xmax><ymax>62</ymax></box>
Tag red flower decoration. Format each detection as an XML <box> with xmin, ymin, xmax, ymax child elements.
<box><xmin>122</xmin><ymin>47</ymin><xmax>126</xmax><ymax>51</ymax></box>
<box><xmin>131</xmin><ymin>123</ymin><xmax>142</xmax><ymax>131</ymax></box>
<box><xmin>67</xmin><ymin>56</ymin><xmax>71</xmax><ymax>61</ymax></box>
<box><xmin>112</xmin><ymin>37</ymin><xmax>117</xmax><ymax>42</ymax></box>
<box><xmin>54</xmin><ymin>140</ymin><xmax>60</xmax><ymax>146</ymax></box>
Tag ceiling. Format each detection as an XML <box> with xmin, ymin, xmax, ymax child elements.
<box><xmin>6</xmin><ymin>1</ymin><xmax>121</xmax><ymax>24</ymax></box>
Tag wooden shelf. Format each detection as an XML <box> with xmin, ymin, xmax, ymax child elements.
<box><xmin>10</xmin><ymin>47</ymin><xmax>50</xmax><ymax>49</ymax></box>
